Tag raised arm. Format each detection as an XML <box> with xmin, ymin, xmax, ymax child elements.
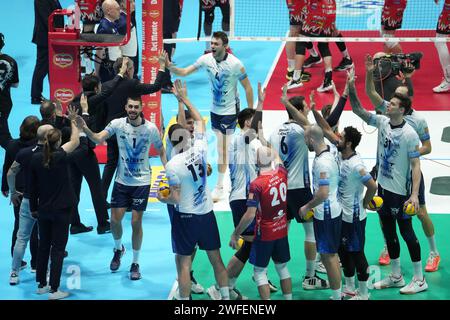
<box><xmin>61</xmin><ymin>106</ymin><xmax>81</xmax><ymax>154</ymax></box>
<box><xmin>280</xmin><ymin>84</ymin><xmax>311</xmax><ymax>129</ymax></box>
<box><xmin>77</xmin><ymin>116</ymin><xmax>111</xmax><ymax>144</ymax></box>
<box><xmin>166</xmin><ymin>53</ymin><xmax>198</xmax><ymax>77</ymax></box>
<box><xmin>172</xmin><ymin>79</ymin><xmax>205</xmax><ymax>134</ymax></box>
<box><xmin>365</xmin><ymin>54</ymin><xmax>385</xmax><ymax>111</ymax></box>
<box><xmin>312</xmin><ymin>103</ymin><xmax>340</xmax><ymax>145</ymax></box>
<box><xmin>348</xmin><ymin>68</ymin><xmax>372</xmax><ymax>123</ymax></box>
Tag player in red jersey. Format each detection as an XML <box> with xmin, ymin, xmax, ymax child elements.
<box><xmin>381</xmin><ymin>0</ymin><xmax>408</xmax><ymax>53</ymax></box>
<box><xmin>433</xmin><ymin>0</ymin><xmax>450</xmax><ymax>93</ymax></box>
<box><xmin>230</xmin><ymin>146</ymin><xmax>293</xmax><ymax>300</ymax></box>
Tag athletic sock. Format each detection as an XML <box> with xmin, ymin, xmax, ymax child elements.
<box><xmin>217</xmin><ymin>173</ymin><xmax>225</xmax><ymax>187</ymax></box>
<box><xmin>345</xmin><ymin>276</ymin><xmax>355</xmax><ymax>291</ymax></box>
<box><xmin>293</xmin><ymin>70</ymin><xmax>302</xmax><ymax>81</ymax></box>
<box><xmin>359</xmin><ymin>281</ymin><xmax>369</xmax><ymax>297</ymax></box>
<box><xmin>284</xmin><ymin>293</ymin><xmax>293</xmax><ymax>300</ymax></box>
<box><xmin>306</xmin><ymin>260</ymin><xmax>315</xmax><ymax>278</ymax></box>
<box><xmin>331</xmin><ymin>288</ymin><xmax>342</xmax><ymax>300</ymax></box>
<box><xmin>229</xmin><ymin>277</ymin><xmax>237</xmax><ymax>290</ymax></box>
<box><xmin>427</xmin><ymin>235</ymin><xmax>438</xmax><ymax>255</ymax></box>
<box><xmin>413</xmin><ymin>261</ymin><xmax>424</xmax><ymax>281</ymax></box>
<box><xmin>114</xmin><ymin>239</ymin><xmax>122</xmax><ymax>251</ymax></box>
<box><xmin>132</xmin><ymin>250</ymin><xmax>140</xmax><ymax>264</ymax></box>
<box><xmin>219</xmin><ymin>286</ymin><xmax>230</xmax><ymax>300</ymax></box>
<box><xmin>288</xmin><ymin>59</ymin><xmax>296</xmax><ymax>70</ymax></box>
<box><xmin>391</xmin><ymin>258</ymin><xmax>401</xmax><ymax>277</ymax></box>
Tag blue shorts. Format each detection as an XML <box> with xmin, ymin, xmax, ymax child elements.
<box><xmin>287</xmin><ymin>188</ymin><xmax>313</xmax><ymax>222</ymax></box>
<box><xmin>167</xmin><ymin>204</ymin><xmax>175</xmax><ymax>223</ymax></box>
<box><xmin>171</xmin><ymin>210</ymin><xmax>221</xmax><ymax>256</ymax></box>
<box><xmin>378</xmin><ymin>185</ymin><xmax>411</xmax><ymax>220</ymax></box>
<box><xmin>110</xmin><ymin>182</ymin><xmax>150</xmax><ymax>211</ymax></box>
<box><xmin>313</xmin><ymin>215</ymin><xmax>342</xmax><ymax>254</ymax></box>
<box><xmin>249</xmin><ymin>236</ymin><xmax>290</xmax><ymax>268</ymax></box>
<box><xmin>230</xmin><ymin>199</ymin><xmax>255</xmax><ymax>236</ymax></box>
<box><xmin>340</xmin><ymin>219</ymin><xmax>367</xmax><ymax>252</ymax></box>
<box><xmin>210</xmin><ymin>111</ymin><xmax>238</xmax><ymax>135</ymax></box>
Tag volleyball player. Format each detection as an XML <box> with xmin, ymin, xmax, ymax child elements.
<box><xmin>272</xmin><ymin>88</ymin><xmax>329</xmax><ymax>290</ymax></box>
<box><xmin>365</xmin><ymin>54</ymin><xmax>441</xmax><ymax>272</ymax></box>
<box><xmin>349</xmin><ymin>68</ymin><xmax>428</xmax><ymax>294</ymax></box>
<box><xmin>433</xmin><ymin>0</ymin><xmax>450</xmax><ymax>93</ymax></box>
<box><xmin>166</xmin><ymin>31</ymin><xmax>254</xmax><ymax>202</ymax></box>
<box><xmin>158</xmin><ymin>80</ymin><xmax>229</xmax><ymax>300</ymax></box>
<box><xmin>80</xmin><ymin>95</ymin><xmax>165</xmax><ymax>281</ymax></box>
<box><xmin>201</xmin><ymin>0</ymin><xmax>231</xmax><ymax>52</ymax></box>
<box><xmin>230</xmin><ymin>146</ymin><xmax>293</xmax><ymax>300</ymax></box>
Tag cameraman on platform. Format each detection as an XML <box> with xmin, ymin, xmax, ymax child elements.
<box><xmin>370</xmin><ymin>51</ymin><xmax>422</xmax><ymax>109</ymax></box>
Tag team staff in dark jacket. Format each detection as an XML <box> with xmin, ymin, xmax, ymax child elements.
<box><xmin>30</xmin><ymin>107</ymin><xmax>81</xmax><ymax>300</ymax></box>
<box><xmin>31</xmin><ymin>0</ymin><xmax>64</xmax><ymax>104</ymax></box>
<box><xmin>101</xmin><ymin>51</ymin><xmax>168</xmax><ymax>204</ymax></box>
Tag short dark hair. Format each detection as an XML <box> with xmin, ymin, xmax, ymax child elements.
<box><xmin>168</xmin><ymin>123</ymin><xmax>187</xmax><ymax>148</ymax></box>
<box><xmin>237</xmin><ymin>108</ymin><xmax>256</xmax><ymax>128</ymax></box>
<box><xmin>82</xmin><ymin>74</ymin><xmax>100</xmax><ymax>92</ymax></box>
<box><xmin>19</xmin><ymin>116</ymin><xmax>40</xmax><ymax>141</ymax></box>
<box><xmin>176</xmin><ymin>110</ymin><xmax>193</xmax><ymax>122</ymax></box>
<box><xmin>343</xmin><ymin>126</ymin><xmax>362</xmax><ymax>151</ymax></box>
<box><xmin>127</xmin><ymin>95</ymin><xmax>142</xmax><ymax>105</ymax></box>
<box><xmin>392</xmin><ymin>92</ymin><xmax>412</xmax><ymax>114</ymax></box>
<box><xmin>212</xmin><ymin>31</ymin><xmax>229</xmax><ymax>46</ymax></box>
<box><xmin>40</xmin><ymin>100</ymin><xmax>56</xmax><ymax>120</ymax></box>
<box><xmin>113</xmin><ymin>56</ymin><xmax>134</xmax><ymax>75</ymax></box>
<box><xmin>287</xmin><ymin>96</ymin><xmax>305</xmax><ymax>120</ymax></box>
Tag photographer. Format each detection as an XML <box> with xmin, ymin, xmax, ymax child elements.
<box><xmin>371</xmin><ymin>51</ymin><xmax>422</xmax><ymax>106</ymax></box>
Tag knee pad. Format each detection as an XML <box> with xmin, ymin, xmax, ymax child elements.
<box><xmin>275</xmin><ymin>262</ymin><xmax>290</xmax><ymax>280</ymax></box>
<box><xmin>302</xmin><ymin>221</ymin><xmax>316</xmax><ymax>243</ymax></box>
<box><xmin>253</xmin><ymin>266</ymin><xmax>269</xmax><ymax>286</ymax></box>
<box><xmin>318</xmin><ymin>42</ymin><xmax>331</xmax><ymax>58</ymax></box>
<box><xmin>234</xmin><ymin>240</ymin><xmax>252</xmax><ymax>264</ymax></box>
<box><xmin>295</xmin><ymin>41</ymin><xmax>307</xmax><ymax>55</ymax></box>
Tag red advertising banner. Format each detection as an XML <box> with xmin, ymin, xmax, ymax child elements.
<box><xmin>142</xmin><ymin>0</ymin><xmax>162</xmax><ymax>133</ymax></box>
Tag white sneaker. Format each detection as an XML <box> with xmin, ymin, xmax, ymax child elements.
<box><xmin>211</xmin><ymin>186</ymin><xmax>225</xmax><ymax>202</ymax></box>
<box><xmin>49</xmin><ymin>290</ymin><xmax>70</xmax><ymax>300</ymax></box>
<box><xmin>349</xmin><ymin>290</ymin><xmax>370</xmax><ymax>300</ymax></box>
<box><xmin>315</xmin><ymin>261</ymin><xmax>327</xmax><ymax>274</ymax></box>
<box><xmin>342</xmin><ymin>285</ymin><xmax>357</xmax><ymax>297</ymax></box>
<box><xmin>373</xmin><ymin>273</ymin><xmax>405</xmax><ymax>289</ymax></box>
<box><xmin>433</xmin><ymin>78</ymin><xmax>450</xmax><ymax>93</ymax></box>
<box><xmin>302</xmin><ymin>273</ymin><xmax>330</xmax><ymax>290</ymax></box>
<box><xmin>36</xmin><ymin>285</ymin><xmax>50</xmax><ymax>295</ymax></box>
<box><xmin>206</xmin><ymin>285</ymin><xmax>222</xmax><ymax>300</ymax></box>
<box><xmin>9</xmin><ymin>271</ymin><xmax>19</xmax><ymax>286</ymax></box>
<box><xmin>191</xmin><ymin>281</ymin><xmax>204</xmax><ymax>294</ymax></box>
<box><xmin>285</xmin><ymin>78</ymin><xmax>303</xmax><ymax>91</ymax></box>
<box><xmin>400</xmin><ymin>277</ymin><xmax>428</xmax><ymax>294</ymax></box>
<box><xmin>230</xmin><ymin>288</ymin><xmax>248</xmax><ymax>300</ymax></box>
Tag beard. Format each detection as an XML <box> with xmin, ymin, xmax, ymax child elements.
<box><xmin>337</xmin><ymin>144</ymin><xmax>344</xmax><ymax>152</ymax></box>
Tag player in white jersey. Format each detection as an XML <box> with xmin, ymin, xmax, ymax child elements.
<box><xmin>80</xmin><ymin>95</ymin><xmax>164</xmax><ymax>281</ymax></box>
<box><xmin>158</xmin><ymin>80</ymin><xmax>229</xmax><ymax>300</ymax></box>
<box><xmin>348</xmin><ymin>68</ymin><xmax>428</xmax><ymax>294</ymax></box>
<box><xmin>273</xmin><ymin>89</ymin><xmax>329</xmax><ymax>290</ymax></box>
<box><xmin>300</xmin><ymin>125</ymin><xmax>342</xmax><ymax>300</ymax></box>
<box><xmin>365</xmin><ymin>55</ymin><xmax>441</xmax><ymax>272</ymax></box>
<box><xmin>166</xmin><ymin>31</ymin><xmax>254</xmax><ymax>202</ymax></box>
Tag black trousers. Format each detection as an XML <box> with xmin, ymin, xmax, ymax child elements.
<box><xmin>0</xmin><ymin>110</ymin><xmax>12</xmax><ymax>150</ymax></box>
<box><xmin>36</xmin><ymin>212</ymin><xmax>70</xmax><ymax>291</ymax></box>
<box><xmin>31</xmin><ymin>46</ymin><xmax>49</xmax><ymax>99</ymax></box>
<box><xmin>11</xmin><ymin>200</ymin><xmax>38</xmax><ymax>268</ymax></box>
<box><xmin>69</xmin><ymin>147</ymin><xmax>109</xmax><ymax>226</ymax></box>
<box><xmin>101</xmin><ymin>137</ymin><xmax>118</xmax><ymax>202</ymax></box>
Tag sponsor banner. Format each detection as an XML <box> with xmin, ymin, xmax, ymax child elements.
<box><xmin>54</xmin><ymin>88</ymin><xmax>75</xmax><ymax>104</ymax></box>
<box><xmin>53</xmin><ymin>53</ymin><xmax>74</xmax><ymax>68</ymax></box>
<box><xmin>149</xmin><ymin>165</ymin><xmax>167</xmax><ymax>203</ymax></box>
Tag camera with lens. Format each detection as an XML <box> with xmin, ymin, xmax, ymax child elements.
<box><xmin>373</xmin><ymin>52</ymin><xmax>423</xmax><ymax>78</ymax></box>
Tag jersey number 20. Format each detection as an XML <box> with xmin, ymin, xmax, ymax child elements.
<box><xmin>270</xmin><ymin>182</ymin><xmax>287</xmax><ymax>207</ymax></box>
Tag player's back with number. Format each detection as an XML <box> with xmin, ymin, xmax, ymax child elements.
<box><xmin>250</xmin><ymin>166</ymin><xmax>289</xmax><ymax>241</ymax></box>
<box><xmin>165</xmin><ymin>134</ymin><xmax>213</xmax><ymax>214</ymax></box>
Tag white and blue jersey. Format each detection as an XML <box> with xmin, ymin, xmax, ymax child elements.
<box><xmin>312</xmin><ymin>147</ymin><xmax>341</xmax><ymax>221</ymax></box>
<box><xmin>367</xmin><ymin>114</ymin><xmax>420</xmax><ymax>196</ymax></box>
<box><xmin>193</xmin><ymin>53</ymin><xmax>246</xmax><ymax>115</ymax></box>
<box><xmin>379</xmin><ymin>101</ymin><xmax>430</xmax><ymax>142</ymax></box>
<box><xmin>105</xmin><ymin>117</ymin><xmax>162</xmax><ymax>186</ymax></box>
<box><xmin>165</xmin><ymin>133</ymin><xmax>195</xmax><ymax>162</ymax></box>
<box><xmin>165</xmin><ymin>133</ymin><xmax>213</xmax><ymax>214</ymax></box>
<box><xmin>338</xmin><ymin>153</ymin><xmax>369</xmax><ymax>223</ymax></box>
<box><xmin>269</xmin><ymin>122</ymin><xmax>310</xmax><ymax>190</ymax></box>
<box><xmin>228</xmin><ymin>131</ymin><xmax>262</xmax><ymax>202</ymax></box>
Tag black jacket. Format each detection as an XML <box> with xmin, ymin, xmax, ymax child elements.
<box><xmin>32</xmin><ymin>0</ymin><xmax>64</xmax><ymax>47</ymax></box>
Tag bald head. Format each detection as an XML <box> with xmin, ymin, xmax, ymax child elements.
<box><xmin>310</xmin><ymin>125</ymin><xmax>324</xmax><ymax>142</ymax></box>
<box><xmin>102</xmin><ymin>0</ymin><xmax>121</xmax><ymax>20</ymax></box>
<box><xmin>257</xmin><ymin>146</ymin><xmax>276</xmax><ymax>169</ymax></box>
<box><xmin>37</xmin><ymin>124</ymin><xmax>54</xmax><ymax>142</ymax></box>
<box><xmin>305</xmin><ymin>125</ymin><xmax>324</xmax><ymax>152</ymax></box>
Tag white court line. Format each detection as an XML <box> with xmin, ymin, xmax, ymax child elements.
<box><xmin>167</xmin><ymin>279</ymin><xmax>178</xmax><ymax>300</ymax></box>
